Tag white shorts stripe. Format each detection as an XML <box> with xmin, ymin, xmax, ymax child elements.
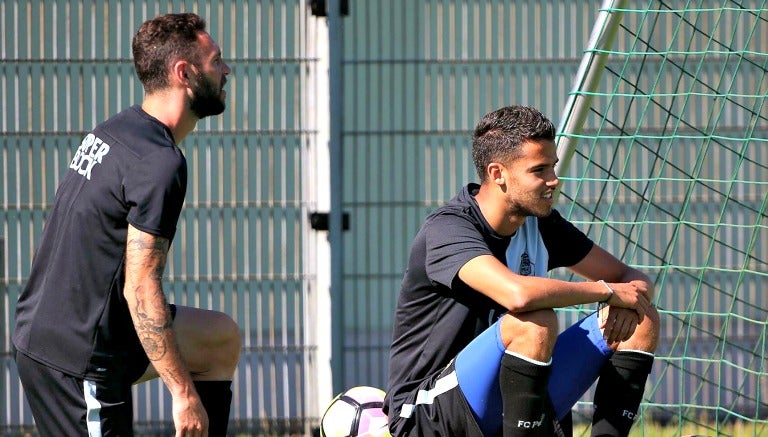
<box><xmin>84</xmin><ymin>380</ymin><xmax>103</xmax><ymax>437</ymax></box>
<box><xmin>399</xmin><ymin>370</ymin><xmax>459</xmax><ymax>419</ymax></box>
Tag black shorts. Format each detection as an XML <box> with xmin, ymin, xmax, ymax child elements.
<box><xmin>16</xmin><ymin>349</ymin><xmax>136</xmax><ymax>436</ymax></box>
<box><xmin>15</xmin><ymin>304</ymin><xmax>177</xmax><ymax>436</ymax></box>
<box><xmin>388</xmin><ymin>360</ymin><xmax>489</xmax><ymax>436</ymax></box>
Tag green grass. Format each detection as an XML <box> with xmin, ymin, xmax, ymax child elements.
<box><xmin>573</xmin><ymin>420</ymin><xmax>768</xmax><ymax>437</ymax></box>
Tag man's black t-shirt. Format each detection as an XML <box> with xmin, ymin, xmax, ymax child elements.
<box><xmin>13</xmin><ymin>105</ymin><xmax>187</xmax><ymax>380</ymax></box>
<box><xmin>384</xmin><ymin>183</ymin><xmax>594</xmax><ymax>422</ymax></box>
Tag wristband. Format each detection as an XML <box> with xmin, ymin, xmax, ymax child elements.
<box><xmin>598</xmin><ymin>280</ymin><xmax>615</xmax><ymax>303</ymax></box>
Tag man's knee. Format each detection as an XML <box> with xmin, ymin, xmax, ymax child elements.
<box><xmin>212</xmin><ymin>311</ymin><xmax>242</xmax><ymax>371</ymax></box>
<box><xmin>175</xmin><ymin>307</ymin><xmax>242</xmax><ymax>378</ymax></box>
<box><xmin>621</xmin><ymin>305</ymin><xmax>660</xmax><ymax>353</ymax></box>
<box><xmin>500</xmin><ymin>309</ymin><xmax>559</xmax><ymax>362</ymax></box>
<box><xmin>200</xmin><ymin>311</ymin><xmax>240</xmax><ymax>378</ymax></box>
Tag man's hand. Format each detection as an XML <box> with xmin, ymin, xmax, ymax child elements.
<box><xmin>172</xmin><ymin>392</ymin><xmax>209</xmax><ymax>437</ymax></box>
<box><xmin>599</xmin><ymin>306</ymin><xmax>640</xmax><ymax>346</ymax></box>
<box><xmin>604</xmin><ymin>280</ymin><xmax>653</xmax><ymax>321</ymax></box>
<box><xmin>601</xmin><ymin>279</ymin><xmax>654</xmax><ymax>345</ymax></box>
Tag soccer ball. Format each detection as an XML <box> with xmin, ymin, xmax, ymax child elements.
<box><xmin>320</xmin><ymin>385</ymin><xmax>390</xmax><ymax>437</ymax></box>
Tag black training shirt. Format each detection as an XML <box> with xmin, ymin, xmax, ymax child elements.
<box><xmin>13</xmin><ymin>105</ymin><xmax>187</xmax><ymax>380</ymax></box>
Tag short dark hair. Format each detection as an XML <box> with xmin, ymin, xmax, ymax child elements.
<box><xmin>471</xmin><ymin>105</ymin><xmax>556</xmax><ymax>182</ymax></box>
<box><xmin>132</xmin><ymin>13</ymin><xmax>207</xmax><ymax>94</ymax></box>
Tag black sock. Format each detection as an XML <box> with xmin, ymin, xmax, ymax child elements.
<box><xmin>591</xmin><ymin>351</ymin><xmax>654</xmax><ymax>437</ymax></box>
<box><xmin>194</xmin><ymin>380</ymin><xmax>233</xmax><ymax>437</ymax></box>
<box><xmin>499</xmin><ymin>353</ymin><xmax>555</xmax><ymax>436</ymax></box>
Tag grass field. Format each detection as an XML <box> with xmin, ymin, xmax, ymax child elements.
<box><xmin>573</xmin><ymin>420</ymin><xmax>768</xmax><ymax>437</ymax></box>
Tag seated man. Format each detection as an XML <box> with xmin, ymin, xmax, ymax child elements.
<box><xmin>384</xmin><ymin>105</ymin><xmax>659</xmax><ymax>436</ymax></box>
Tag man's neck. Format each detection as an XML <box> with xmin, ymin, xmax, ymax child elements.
<box><xmin>473</xmin><ymin>183</ymin><xmax>525</xmax><ymax>236</ymax></box>
<box><xmin>141</xmin><ymin>91</ymin><xmax>198</xmax><ymax>144</ymax></box>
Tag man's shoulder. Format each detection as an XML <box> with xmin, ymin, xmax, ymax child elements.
<box><xmin>423</xmin><ymin>203</ymin><xmax>480</xmax><ymax>231</ymax></box>
<box><xmin>96</xmin><ymin>105</ymin><xmax>176</xmax><ymax>155</ymax></box>
<box><xmin>428</xmin><ymin>186</ymin><xmax>480</xmax><ymax>222</ymax></box>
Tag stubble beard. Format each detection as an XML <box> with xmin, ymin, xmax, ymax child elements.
<box><xmin>509</xmin><ymin>195</ymin><xmax>553</xmax><ymax>218</ymax></box>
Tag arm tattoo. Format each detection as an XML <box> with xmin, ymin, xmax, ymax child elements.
<box><xmin>126</xmin><ymin>232</ymin><xmax>170</xmax><ymax>282</ymax></box>
<box><xmin>126</xmin><ymin>230</ymin><xmax>173</xmax><ymax>362</ymax></box>
<box><xmin>134</xmin><ymin>291</ymin><xmax>173</xmax><ymax>361</ymax></box>
<box><xmin>158</xmin><ymin>367</ymin><xmax>185</xmax><ymax>387</ymax></box>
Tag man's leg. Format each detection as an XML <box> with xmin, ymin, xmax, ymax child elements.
<box><xmin>135</xmin><ymin>305</ymin><xmax>241</xmax><ymax>436</ymax></box>
<box><xmin>546</xmin><ymin>311</ymin><xmax>615</xmax><ymax>437</ymax></box>
<box><xmin>16</xmin><ymin>350</ymin><xmax>135</xmax><ymax>436</ymax></box>
<box><xmin>591</xmin><ymin>306</ymin><xmax>659</xmax><ymax>437</ymax></box>
<box><xmin>455</xmin><ymin>310</ymin><xmax>561</xmax><ymax>437</ymax></box>
<box><xmin>548</xmin><ymin>312</ymin><xmax>614</xmax><ymax>420</ymax></box>
<box><xmin>547</xmin><ymin>306</ymin><xmax>660</xmax><ymax>437</ymax></box>
<box><xmin>498</xmin><ymin>310</ymin><xmax>560</xmax><ymax>437</ymax></box>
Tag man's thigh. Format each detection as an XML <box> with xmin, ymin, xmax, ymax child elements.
<box><xmin>15</xmin><ymin>350</ymin><xmax>134</xmax><ymax>436</ymax></box>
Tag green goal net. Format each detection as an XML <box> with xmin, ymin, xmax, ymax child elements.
<box><xmin>554</xmin><ymin>1</ymin><xmax>768</xmax><ymax>435</ymax></box>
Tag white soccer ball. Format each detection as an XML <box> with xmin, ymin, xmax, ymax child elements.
<box><xmin>320</xmin><ymin>386</ymin><xmax>390</xmax><ymax>437</ymax></box>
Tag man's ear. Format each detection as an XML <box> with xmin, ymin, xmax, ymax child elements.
<box><xmin>171</xmin><ymin>60</ymin><xmax>193</xmax><ymax>86</ymax></box>
<box><xmin>487</xmin><ymin>162</ymin><xmax>506</xmax><ymax>185</ymax></box>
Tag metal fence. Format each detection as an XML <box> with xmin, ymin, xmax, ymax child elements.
<box><xmin>1</xmin><ymin>0</ymin><xmax>324</xmax><ymax>434</ymax></box>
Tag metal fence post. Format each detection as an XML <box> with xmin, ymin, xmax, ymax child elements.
<box><xmin>0</xmin><ymin>236</ymin><xmax>6</xmax><ymax>429</ymax></box>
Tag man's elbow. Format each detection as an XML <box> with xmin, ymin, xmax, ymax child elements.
<box><xmin>499</xmin><ymin>283</ymin><xmax>536</xmax><ymax>313</ymax></box>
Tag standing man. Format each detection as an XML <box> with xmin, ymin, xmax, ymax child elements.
<box><xmin>13</xmin><ymin>13</ymin><xmax>241</xmax><ymax>436</ymax></box>
<box><xmin>384</xmin><ymin>105</ymin><xmax>660</xmax><ymax>436</ymax></box>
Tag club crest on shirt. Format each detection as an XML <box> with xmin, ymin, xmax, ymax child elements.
<box><xmin>519</xmin><ymin>252</ymin><xmax>533</xmax><ymax>276</ymax></box>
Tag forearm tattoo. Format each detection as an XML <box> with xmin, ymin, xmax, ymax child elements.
<box><xmin>126</xmin><ymin>231</ymin><xmax>173</xmax><ymax>362</ymax></box>
<box><xmin>159</xmin><ymin>367</ymin><xmax>184</xmax><ymax>387</ymax></box>
<box><xmin>134</xmin><ymin>291</ymin><xmax>173</xmax><ymax>361</ymax></box>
